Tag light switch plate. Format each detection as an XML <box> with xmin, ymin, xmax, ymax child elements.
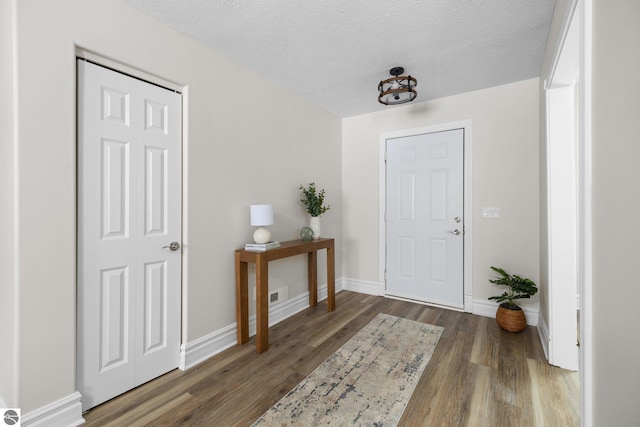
<box><xmin>482</xmin><ymin>207</ymin><xmax>500</xmax><ymax>219</ymax></box>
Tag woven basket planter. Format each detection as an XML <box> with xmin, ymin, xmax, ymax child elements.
<box><xmin>496</xmin><ymin>303</ymin><xmax>526</xmax><ymax>333</ymax></box>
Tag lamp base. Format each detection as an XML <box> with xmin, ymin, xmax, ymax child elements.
<box><xmin>253</xmin><ymin>227</ymin><xmax>271</xmax><ymax>244</ymax></box>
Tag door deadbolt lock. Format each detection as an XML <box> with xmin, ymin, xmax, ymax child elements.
<box><xmin>163</xmin><ymin>241</ymin><xmax>180</xmax><ymax>251</ymax></box>
<box><xmin>447</xmin><ymin>229</ymin><xmax>461</xmax><ymax>236</ymax></box>
<box><xmin>454</xmin><ymin>216</ymin><xmax>461</xmax><ymax>223</ymax></box>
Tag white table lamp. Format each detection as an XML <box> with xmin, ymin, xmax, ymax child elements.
<box><xmin>250</xmin><ymin>204</ymin><xmax>274</xmax><ymax>243</ymax></box>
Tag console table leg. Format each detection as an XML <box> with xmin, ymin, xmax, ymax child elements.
<box><xmin>308</xmin><ymin>250</ymin><xmax>318</xmax><ymax>307</ymax></box>
<box><xmin>327</xmin><ymin>244</ymin><xmax>336</xmax><ymax>312</ymax></box>
<box><xmin>256</xmin><ymin>256</ymin><xmax>269</xmax><ymax>353</ymax></box>
<box><xmin>235</xmin><ymin>254</ymin><xmax>249</xmax><ymax>344</ymax></box>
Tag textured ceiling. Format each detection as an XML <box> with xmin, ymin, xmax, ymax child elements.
<box><xmin>123</xmin><ymin>0</ymin><xmax>556</xmax><ymax>118</ymax></box>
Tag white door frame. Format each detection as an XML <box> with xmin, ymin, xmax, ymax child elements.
<box><xmin>545</xmin><ymin>3</ymin><xmax>580</xmax><ymax>372</ymax></box>
<box><xmin>379</xmin><ymin>120</ymin><xmax>473</xmax><ymax>311</ymax></box>
<box><xmin>544</xmin><ymin>0</ymin><xmax>592</xmax><ymax>424</ymax></box>
<box><xmin>75</xmin><ymin>49</ymin><xmax>190</xmax><ymax>371</ymax></box>
<box><xmin>546</xmin><ymin>81</ymin><xmax>579</xmax><ymax>371</ymax></box>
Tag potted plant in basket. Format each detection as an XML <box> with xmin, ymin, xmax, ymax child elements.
<box><xmin>488</xmin><ymin>266</ymin><xmax>538</xmax><ymax>332</ymax></box>
<box><xmin>299</xmin><ymin>182</ymin><xmax>330</xmax><ymax>240</ymax></box>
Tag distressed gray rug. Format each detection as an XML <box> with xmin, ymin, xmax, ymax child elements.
<box><xmin>252</xmin><ymin>313</ymin><xmax>444</xmax><ymax>426</ymax></box>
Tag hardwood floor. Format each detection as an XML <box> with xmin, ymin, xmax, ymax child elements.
<box><xmin>83</xmin><ymin>291</ymin><xmax>579</xmax><ymax>426</ymax></box>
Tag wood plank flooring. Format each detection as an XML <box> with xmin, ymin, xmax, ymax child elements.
<box><xmin>83</xmin><ymin>291</ymin><xmax>579</xmax><ymax>426</ymax></box>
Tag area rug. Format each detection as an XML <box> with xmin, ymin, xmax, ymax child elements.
<box><xmin>252</xmin><ymin>313</ymin><xmax>444</xmax><ymax>426</ymax></box>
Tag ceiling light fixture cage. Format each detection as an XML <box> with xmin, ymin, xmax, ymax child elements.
<box><xmin>378</xmin><ymin>66</ymin><xmax>417</xmax><ymax>105</ymax></box>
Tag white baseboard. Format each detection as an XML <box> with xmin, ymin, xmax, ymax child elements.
<box><xmin>179</xmin><ymin>322</ymin><xmax>237</xmax><ymax>370</ymax></box>
<box><xmin>22</xmin><ymin>392</ymin><xmax>84</xmax><ymax>427</ymax></box>
<box><xmin>537</xmin><ymin>311</ymin><xmax>550</xmax><ymax>360</ymax></box>
<box><xmin>464</xmin><ymin>295</ymin><xmax>473</xmax><ymax>313</ymax></box>
<box><xmin>472</xmin><ymin>299</ymin><xmax>539</xmax><ymax>326</ymax></box>
<box><xmin>341</xmin><ymin>277</ymin><xmax>382</xmax><ymax>295</ymax></box>
<box><xmin>341</xmin><ymin>281</ymin><xmax>538</xmax><ymax>326</ymax></box>
<box><xmin>180</xmin><ymin>279</ymin><xmax>344</xmax><ymax>370</ymax></box>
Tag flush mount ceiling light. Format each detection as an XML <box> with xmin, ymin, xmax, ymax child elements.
<box><xmin>378</xmin><ymin>66</ymin><xmax>417</xmax><ymax>105</ymax></box>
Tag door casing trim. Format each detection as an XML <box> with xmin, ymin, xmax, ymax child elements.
<box><xmin>379</xmin><ymin>120</ymin><xmax>473</xmax><ymax>312</ymax></box>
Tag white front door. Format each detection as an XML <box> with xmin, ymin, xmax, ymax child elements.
<box><xmin>386</xmin><ymin>129</ymin><xmax>464</xmax><ymax>308</ymax></box>
<box><xmin>77</xmin><ymin>60</ymin><xmax>182</xmax><ymax>410</ymax></box>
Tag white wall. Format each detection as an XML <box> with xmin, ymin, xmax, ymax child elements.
<box><xmin>591</xmin><ymin>0</ymin><xmax>640</xmax><ymax>424</ymax></box>
<box><xmin>342</xmin><ymin>79</ymin><xmax>540</xmax><ymax>304</ymax></box>
<box><xmin>10</xmin><ymin>0</ymin><xmax>341</xmax><ymax>413</ymax></box>
<box><xmin>0</xmin><ymin>0</ymin><xmax>18</xmax><ymax>408</ymax></box>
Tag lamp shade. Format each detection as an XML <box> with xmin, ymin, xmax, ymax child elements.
<box><xmin>250</xmin><ymin>204</ymin><xmax>274</xmax><ymax>226</ymax></box>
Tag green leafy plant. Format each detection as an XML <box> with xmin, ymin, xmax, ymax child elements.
<box><xmin>488</xmin><ymin>266</ymin><xmax>538</xmax><ymax>309</ymax></box>
<box><xmin>299</xmin><ymin>182</ymin><xmax>330</xmax><ymax>217</ymax></box>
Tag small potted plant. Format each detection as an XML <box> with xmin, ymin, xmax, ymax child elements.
<box><xmin>488</xmin><ymin>266</ymin><xmax>538</xmax><ymax>332</ymax></box>
<box><xmin>299</xmin><ymin>182</ymin><xmax>330</xmax><ymax>240</ymax></box>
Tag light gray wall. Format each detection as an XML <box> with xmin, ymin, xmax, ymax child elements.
<box><xmin>342</xmin><ymin>79</ymin><xmax>540</xmax><ymax>305</ymax></box>
<box><xmin>15</xmin><ymin>1</ymin><xmax>640</xmax><ymax>423</ymax></box>
<box><xmin>0</xmin><ymin>0</ymin><xmax>17</xmax><ymax>408</ymax></box>
<box><xmin>592</xmin><ymin>0</ymin><xmax>640</xmax><ymax>424</ymax></box>
<box><xmin>9</xmin><ymin>0</ymin><xmax>341</xmax><ymax>412</ymax></box>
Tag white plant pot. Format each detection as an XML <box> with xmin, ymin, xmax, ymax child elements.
<box><xmin>309</xmin><ymin>216</ymin><xmax>321</xmax><ymax>240</ymax></box>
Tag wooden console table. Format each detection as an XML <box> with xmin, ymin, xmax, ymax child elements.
<box><xmin>235</xmin><ymin>238</ymin><xmax>335</xmax><ymax>353</ymax></box>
